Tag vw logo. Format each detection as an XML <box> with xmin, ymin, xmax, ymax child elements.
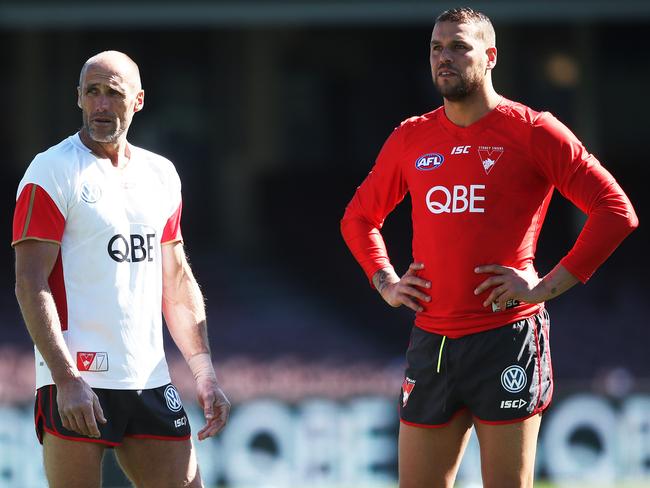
<box><xmin>500</xmin><ymin>365</ymin><xmax>527</xmax><ymax>393</ymax></box>
<box><xmin>164</xmin><ymin>385</ymin><xmax>183</xmax><ymax>412</ymax></box>
<box><xmin>80</xmin><ymin>181</ymin><xmax>102</xmax><ymax>204</ymax></box>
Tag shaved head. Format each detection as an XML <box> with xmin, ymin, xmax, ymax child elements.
<box><xmin>79</xmin><ymin>50</ymin><xmax>142</xmax><ymax>92</ymax></box>
<box><xmin>435</xmin><ymin>7</ymin><xmax>495</xmax><ymax>47</ymax></box>
<box><xmin>77</xmin><ymin>50</ymin><xmax>144</xmax><ymax>146</ymax></box>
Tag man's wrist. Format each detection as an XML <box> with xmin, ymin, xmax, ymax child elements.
<box><xmin>187</xmin><ymin>352</ymin><xmax>217</xmax><ymax>381</ymax></box>
<box><xmin>50</xmin><ymin>361</ymin><xmax>82</xmax><ymax>385</ymax></box>
<box><xmin>372</xmin><ymin>267</ymin><xmax>399</xmax><ymax>294</ymax></box>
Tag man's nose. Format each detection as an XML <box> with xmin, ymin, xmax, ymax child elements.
<box><xmin>94</xmin><ymin>95</ymin><xmax>110</xmax><ymax>111</ymax></box>
<box><xmin>439</xmin><ymin>47</ymin><xmax>454</xmax><ymax>63</ymax></box>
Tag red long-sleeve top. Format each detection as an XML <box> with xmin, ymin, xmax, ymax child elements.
<box><xmin>341</xmin><ymin>98</ymin><xmax>638</xmax><ymax>337</ymax></box>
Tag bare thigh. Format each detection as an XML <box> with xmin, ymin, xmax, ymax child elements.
<box><xmin>115</xmin><ymin>437</ymin><xmax>202</xmax><ymax>488</ymax></box>
<box><xmin>474</xmin><ymin>413</ymin><xmax>542</xmax><ymax>488</ymax></box>
<box><xmin>398</xmin><ymin>410</ymin><xmax>473</xmax><ymax>488</ymax></box>
<box><xmin>43</xmin><ymin>432</ymin><xmax>106</xmax><ymax>488</ymax></box>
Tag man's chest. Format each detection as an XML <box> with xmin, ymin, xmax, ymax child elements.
<box><xmin>65</xmin><ymin>163</ymin><xmax>172</xmax><ymax>241</ymax></box>
<box><xmin>402</xmin><ymin>133</ymin><xmax>547</xmax><ymax>216</ymax></box>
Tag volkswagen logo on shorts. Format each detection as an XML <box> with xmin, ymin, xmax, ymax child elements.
<box><xmin>501</xmin><ymin>365</ymin><xmax>527</xmax><ymax>393</ymax></box>
<box><xmin>164</xmin><ymin>385</ymin><xmax>183</xmax><ymax>412</ymax></box>
<box><xmin>415</xmin><ymin>153</ymin><xmax>444</xmax><ymax>171</ymax></box>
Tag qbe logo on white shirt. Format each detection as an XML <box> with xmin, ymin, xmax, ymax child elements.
<box><xmin>425</xmin><ymin>184</ymin><xmax>485</xmax><ymax>214</ymax></box>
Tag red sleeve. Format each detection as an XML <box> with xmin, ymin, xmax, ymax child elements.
<box><xmin>531</xmin><ymin>114</ymin><xmax>638</xmax><ymax>282</ymax></box>
<box><xmin>161</xmin><ymin>201</ymin><xmax>183</xmax><ymax>244</ymax></box>
<box><xmin>12</xmin><ymin>184</ymin><xmax>65</xmax><ymax>246</ymax></box>
<box><xmin>340</xmin><ymin>126</ymin><xmax>408</xmax><ymax>285</ymax></box>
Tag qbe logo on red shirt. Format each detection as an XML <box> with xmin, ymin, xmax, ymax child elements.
<box><xmin>77</xmin><ymin>352</ymin><xmax>109</xmax><ymax>372</ymax></box>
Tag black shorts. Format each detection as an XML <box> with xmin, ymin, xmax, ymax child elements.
<box><xmin>399</xmin><ymin>309</ymin><xmax>552</xmax><ymax>426</ymax></box>
<box><xmin>34</xmin><ymin>383</ymin><xmax>191</xmax><ymax>446</ymax></box>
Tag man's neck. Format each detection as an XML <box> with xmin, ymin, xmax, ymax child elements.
<box><xmin>78</xmin><ymin>129</ymin><xmax>130</xmax><ymax>168</ymax></box>
<box><xmin>443</xmin><ymin>86</ymin><xmax>502</xmax><ymax>128</ymax></box>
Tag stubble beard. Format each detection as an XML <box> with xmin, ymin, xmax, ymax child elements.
<box><xmin>434</xmin><ymin>69</ymin><xmax>484</xmax><ymax>102</ymax></box>
<box><xmin>83</xmin><ymin>117</ymin><xmax>124</xmax><ymax>144</ymax></box>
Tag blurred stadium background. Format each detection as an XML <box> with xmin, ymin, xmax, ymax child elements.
<box><xmin>0</xmin><ymin>0</ymin><xmax>648</xmax><ymax>486</ymax></box>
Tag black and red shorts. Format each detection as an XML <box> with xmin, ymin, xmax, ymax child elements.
<box><xmin>34</xmin><ymin>383</ymin><xmax>191</xmax><ymax>446</ymax></box>
<box><xmin>399</xmin><ymin>309</ymin><xmax>552</xmax><ymax>427</ymax></box>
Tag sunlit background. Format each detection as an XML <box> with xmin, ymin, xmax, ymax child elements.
<box><xmin>0</xmin><ymin>1</ymin><xmax>648</xmax><ymax>487</ymax></box>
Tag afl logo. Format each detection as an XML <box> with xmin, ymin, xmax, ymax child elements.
<box><xmin>501</xmin><ymin>365</ymin><xmax>527</xmax><ymax>393</ymax></box>
<box><xmin>415</xmin><ymin>153</ymin><xmax>444</xmax><ymax>171</ymax></box>
<box><xmin>80</xmin><ymin>181</ymin><xmax>102</xmax><ymax>203</ymax></box>
<box><xmin>164</xmin><ymin>385</ymin><xmax>183</xmax><ymax>412</ymax></box>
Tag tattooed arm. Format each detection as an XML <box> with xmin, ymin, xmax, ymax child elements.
<box><xmin>372</xmin><ymin>263</ymin><xmax>432</xmax><ymax>313</ymax></box>
<box><xmin>473</xmin><ymin>262</ymin><xmax>579</xmax><ymax>311</ymax></box>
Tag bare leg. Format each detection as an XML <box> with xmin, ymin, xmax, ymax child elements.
<box><xmin>43</xmin><ymin>432</ymin><xmax>105</xmax><ymax>488</ymax></box>
<box><xmin>474</xmin><ymin>413</ymin><xmax>542</xmax><ymax>488</ymax></box>
<box><xmin>399</xmin><ymin>410</ymin><xmax>473</xmax><ymax>488</ymax></box>
<box><xmin>115</xmin><ymin>437</ymin><xmax>202</xmax><ymax>488</ymax></box>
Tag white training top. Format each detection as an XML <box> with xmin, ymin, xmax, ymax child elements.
<box><xmin>13</xmin><ymin>133</ymin><xmax>183</xmax><ymax>390</ymax></box>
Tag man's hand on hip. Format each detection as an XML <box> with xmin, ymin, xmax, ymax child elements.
<box><xmin>373</xmin><ymin>263</ymin><xmax>431</xmax><ymax>313</ymax></box>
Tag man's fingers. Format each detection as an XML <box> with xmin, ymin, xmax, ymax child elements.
<box><xmin>474</xmin><ymin>276</ymin><xmax>505</xmax><ymax>295</ymax></box>
<box><xmin>197</xmin><ymin>419</ymin><xmax>224</xmax><ymax>441</ymax></box>
<box><xmin>401</xmin><ymin>286</ymin><xmax>431</xmax><ymax>302</ymax></box>
<box><xmin>203</xmin><ymin>400</ymin><xmax>215</xmax><ymax>420</ymax></box>
<box><xmin>404</xmin><ymin>262</ymin><xmax>425</xmax><ymax>276</ymax></box>
<box><xmin>475</xmin><ymin>264</ymin><xmax>506</xmax><ymax>274</ymax></box>
<box><xmin>59</xmin><ymin>408</ymin><xmax>84</xmax><ymax>435</ymax></box>
<box><xmin>401</xmin><ymin>275</ymin><xmax>431</xmax><ymax>289</ymax></box>
<box><xmin>484</xmin><ymin>285</ymin><xmax>509</xmax><ymax>307</ymax></box>
<box><xmin>401</xmin><ymin>297</ymin><xmax>423</xmax><ymax>312</ymax></box>
<box><xmin>216</xmin><ymin>402</ymin><xmax>231</xmax><ymax>424</ymax></box>
<box><xmin>60</xmin><ymin>412</ymin><xmax>74</xmax><ymax>433</ymax></box>
<box><xmin>72</xmin><ymin>412</ymin><xmax>90</xmax><ymax>436</ymax></box>
<box><xmin>93</xmin><ymin>395</ymin><xmax>107</xmax><ymax>424</ymax></box>
<box><xmin>197</xmin><ymin>412</ymin><xmax>229</xmax><ymax>441</ymax></box>
<box><xmin>82</xmin><ymin>409</ymin><xmax>101</xmax><ymax>438</ymax></box>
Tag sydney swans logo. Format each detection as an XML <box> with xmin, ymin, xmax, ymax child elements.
<box><xmin>477</xmin><ymin>146</ymin><xmax>504</xmax><ymax>174</ymax></box>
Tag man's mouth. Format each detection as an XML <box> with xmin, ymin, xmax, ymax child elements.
<box><xmin>91</xmin><ymin>117</ymin><xmax>114</xmax><ymax>125</ymax></box>
<box><xmin>437</xmin><ymin>69</ymin><xmax>457</xmax><ymax>78</ymax></box>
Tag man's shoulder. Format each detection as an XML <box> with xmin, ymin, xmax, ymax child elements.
<box><xmin>130</xmin><ymin>144</ymin><xmax>176</xmax><ymax>171</ymax></box>
<box><xmin>495</xmin><ymin>98</ymin><xmax>548</xmax><ymax>128</ymax></box>
<box><xmin>397</xmin><ymin>106</ymin><xmax>444</xmax><ymax>131</ymax></box>
<box><xmin>27</xmin><ymin>135</ymin><xmax>83</xmax><ymax>174</ymax></box>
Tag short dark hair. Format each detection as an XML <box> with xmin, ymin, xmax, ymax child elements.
<box><xmin>435</xmin><ymin>7</ymin><xmax>496</xmax><ymax>46</ymax></box>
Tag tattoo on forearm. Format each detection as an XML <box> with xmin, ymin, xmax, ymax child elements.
<box><xmin>373</xmin><ymin>270</ymin><xmax>391</xmax><ymax>293</ymax></box>
<box><xmin>550</xmin><ymin>287</ymin><xmax>557</xmax><ymax>295</ymax></box>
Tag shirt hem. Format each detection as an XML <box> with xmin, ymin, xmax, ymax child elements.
<box><xmin>36</xmin><ymin>376</ymin><xmax>172</xmax><ymax>391</ymax></box>
<box><xmin>414</xmin><ymin>303</ymin><xmax>543</xmax><ymax>338</ymax></box>
<box><xmin>12</xmin><ymin>236</ymin><xmax>62</xmax><ymax>247</ymax></box>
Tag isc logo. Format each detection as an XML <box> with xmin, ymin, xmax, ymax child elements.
<box><xmin>415</xmin><ymin>153</ymin><xmax>444</xmax><ymax>171</ymax></box>
<box><xmin>500</xmin><ymin>399</ymin><xmax>527</xmax><ymax>409</ymax></box>
<box><xmin>425</xmin><ymin>184</ymin><xmax>486</xmax><ymax>214</ymax></box>
<box><xmin>451</xmin><ymin>145</ymin><xmax>471</xmax><ymax>154</ymax></box>
<box><xmin>107</xmin><ymin>233</ymin><xmax>156</xmax><ymax>263</ymax></box>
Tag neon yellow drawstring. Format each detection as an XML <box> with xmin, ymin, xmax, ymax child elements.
<box><xmin>437</xmin><ymin>336</ymin><xmax>447</xmax><ymax>373</ymax></box>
